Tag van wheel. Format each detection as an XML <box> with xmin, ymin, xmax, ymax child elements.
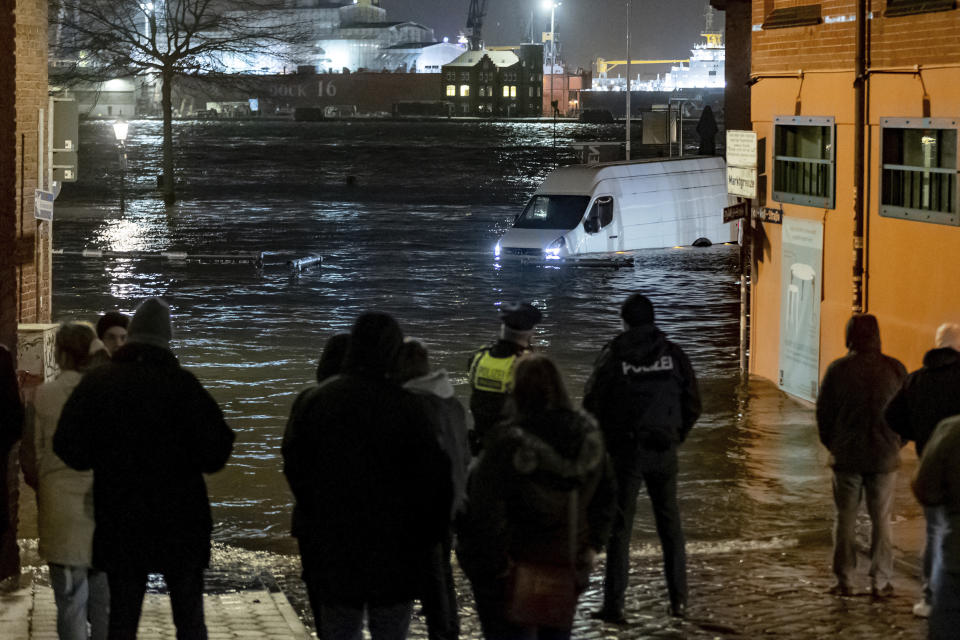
<box><xmin>692</xmin><ymin>237</ymin><xmax>712</xmax><ymax>247</ymax></box>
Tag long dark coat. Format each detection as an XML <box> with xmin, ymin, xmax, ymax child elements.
<box><xmin>54</xmin><ymin>343</ymin><xmax>234</xmax><ymax>572</ymax></box>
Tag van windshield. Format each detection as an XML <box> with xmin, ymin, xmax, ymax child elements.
<box><xmin>513</xmin><ymin>195</ymin><xmax>591</xmax><ymax>230</ymax></box>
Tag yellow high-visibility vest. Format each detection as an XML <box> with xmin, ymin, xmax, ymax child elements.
<box><xmin>469</xmin><ymin>350</ymin><xmax>518</xmax><ymax>394</ymax></box>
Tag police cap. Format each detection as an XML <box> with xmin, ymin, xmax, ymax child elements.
<box><xmin>499</xmin><ymin>302</ymin><xmax>542</xmax><ymax>331</ymax></box>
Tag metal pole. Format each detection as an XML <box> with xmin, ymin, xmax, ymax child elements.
<box><xmin>625</xmin><ymin>0</ymin><xmax>632</xmax><ymax>160</ymax></box>
<box><xmin>549</xmin><ymin>4</ymin><xmax>555</xmax><ymax>120</ymax></box>
<box><xmin>852</xmin><ymin>0</ymin><xmax>866</xmax><ymax>312</ymax></box>
<box><xmin>740</xmin><ymin>198</ymin><xmax>752</xmax><ymax>380</ymax></box>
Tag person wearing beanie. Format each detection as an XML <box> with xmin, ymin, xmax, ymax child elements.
<box><xmin>584</xmin><ymin>292</ymin><xmax>701</xmax><ymax>622</ymax></box>
<box><xmin>283</xmin><ymin>312</ymin><xmax>453</xmax><ymax>640</ymax></box>
<box><xmin>466</xmin><ymin>302</ymin><xmax>542</xmax><ymax>454</ymax></box>
<box><xmin>95</xmin><ymin>310</ymin><xmax>130</xmax><ymax>356</ymax></box>
<box><xmin>816</xmin><ymin>313</ymin><xmax>906</xmax><ymax>599</ymax></box>
<box><xmin>54</xmin><ymin>297</ymin><xmax>235</xmax><ymax>639</ymax></box>
<box><xmin>886</xmin><ymin>322</ymin><xmax>960</xmax><ymax>618</ymax></box>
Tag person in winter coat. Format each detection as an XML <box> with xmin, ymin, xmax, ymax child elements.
<box><xmin>397</xmin><ymin>339</ymin><xmax>470</xmax><ymax>640</ymax></box>
<box><xmin>816</xmin><ymin>313</ymin><xmax>906</xmax><ymax>597</ymax></box>
<box><xmin>95</xmin><ymin>310</ymin><xmax>129</xmax><ymax>356</ymax></box>
<box><xmin>458</xmin><ymin>354</ymin><xmax>616</xmax><ymax>640</ymax></box>
<box><xmin>912</xmin><ymin>414</ymin><xmax>960</xmax><ymax>639</ymax></box>
<box><xmin>315</xmin><ymin>332</ymin><xmax>350</xmax><ymax>383</ymax></box>
<box><xmin>54</xmin><ymin>298</ymin><xmax>235</xmax><ymax>640</ymax></box>
<box><xmin>885</xmin><ymin>322</ymin><xmax>960</xmax><ymax>616</ymax></box>
<box><xmin>0</xmin><ymin>344</ymin><xmax>22</xmax><ymax>541</ymax></box>
<box><xmin>283</xmin><ymin>312</ymin><xmax>453</xmax><ymax>640</ymax></box>
<box><xmin>21</xmin><ymin>323</ymin><xmax>108</xmax><ymax>640</ymax></box>
<box><xmin>583</xmin><ymin>293</ymin><xmax>700</xmax><ymax>622</ymax></box>
<box><xmin>467</xmin><ymin>302</ymin><xmax>542</xmax><ymax>455</ymax></box>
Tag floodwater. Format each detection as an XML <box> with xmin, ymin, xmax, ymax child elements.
<box><xmin>30</xmin><ymin>119</ymin><xmax>920</xmax><ymax>603</ymax></box>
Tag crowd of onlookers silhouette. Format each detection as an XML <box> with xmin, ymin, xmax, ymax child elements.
<box><xmin>0</xmin><ymin>296</ymin><xmax>958</xmax><ymax>640</ymax></box>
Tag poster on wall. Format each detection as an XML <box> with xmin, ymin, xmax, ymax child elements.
<box><xmin>778</xmin><ymin>216</ymin><xmax>824</xmax><ymax>402</ymax></box>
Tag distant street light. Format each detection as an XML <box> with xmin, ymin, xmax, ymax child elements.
<box><xmin>542</xmin><ymin>1</ymin><xmax>561</xmax><ymax>160</ymax></box>
<box><xmin>114</xmin><ymin>119</ymin><xmax>129</xmax><ymax>211</ymax></box>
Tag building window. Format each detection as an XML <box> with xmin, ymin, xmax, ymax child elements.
<box><xmin>502</xmin><ymin>86</ymin><xmax>510</xmax><ymax>98</ymax></box>
<box><xmin>460</xmin><ymin>73</ymin><xmax>469</xmax><ymax>82</ymax></box>
<box><xmin>510</xmin><ymin>86</ymin><xmax>517</xmax><ymax>98</ymax></box>
<box><xmin>460</xmin><ymin>85</ymin><xmax>470</xmax><ymax>97</ymax></box>
<box><xmin>486</xmin><ymin>85</ymin><xmax>493</xmax><ymax>96</ymax></box>
<box><xmin>445</xmin><ymin>72</ymin><xmax>455</xmax><ymax>81</ymax></box>
<box><xmin>773</xmin><ymin>115</ymin><xmax>836</xmax><ymax>209</ymax></box>
<box><xmin>885</xmin><ymin>0</ymin><xmax>955</xmax><ymax>18</ymax></box>
<box><xmin>529</xmin><ymin>86</ymin><xmax>534</xmax><ymax>97</ymax></box>
<box><xmin>479</xmin><ymin>87</ymin><xmax>486</xmax><ymax>97</ymax></box>
<box><xmin>880</xmin><ymin>118</ymin><xmax>958</xmax><ymax>226</ymax></box>
<box><xmin>762</xmin><ymin>4</ymin><xmax>822</xmax><ymax>29</ymax></box>
<box><xmin>446</xmin><ymin>85</ymin><xmax>456</xmax><ymax>97</ymax></box>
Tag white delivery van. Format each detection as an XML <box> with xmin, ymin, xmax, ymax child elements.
<box><xmin>495</xmin><ymin>156</ymin><xmax>736</xmax><ymax>261</ymax></box>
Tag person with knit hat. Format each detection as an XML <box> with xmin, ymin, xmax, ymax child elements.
<box><xmin>54</xmin><ymin>297</ymin><xmax>235</xmax><ymax>640</ymax></box>
<box><xmin>466</xmin><ymin>302</ymin><xmax>542</xmax><ymax>454</ymax></box>
<box><xmin>584</xmin><ymin>293</ymin><xmax>701</xmax><ymax>622</ymax></box>
<box><xmin>95</xmin><ymin>310</ymin><xmax>129</xmax><ymax>356</ymax></box>
<box><xmin>283</xmin><ymin>311</ymin><xmax>453</xmax><ymax>640</ymax></box>
<box><xmin>816</xmin><ymin>313</ymin><xmax>906</xmax><ymax>599</ymax></box>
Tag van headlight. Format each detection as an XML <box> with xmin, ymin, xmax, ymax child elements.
<box><xmin>544</xmin><ymin>236</ymin><xmax>565</xmax><ymax>260</ymax></box>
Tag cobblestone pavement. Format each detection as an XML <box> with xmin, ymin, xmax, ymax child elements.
<box><xmin>0</xmin><ymin>542</ymin><xmax>927</xmax><ymax>639</ymax></box>
<box><xmin>0</xmin><ymin>581</ymin><xmax>310</xmax><ymax>640</ymax></box>
<box><xmin>401</xmin><ymin>545</ymin><xmax>926</xmax><ymax>640</ymax></box>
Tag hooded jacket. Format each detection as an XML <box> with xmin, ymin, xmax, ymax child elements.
<box><xmin>885</xmin><ymin>347</ymin><xmax>960</xmax><ymax>456</ymax></box>
<box><xmin>403</xmin><ymin>370</ymin><xmax>470</xmax><ymax>519</ymax></box>
<box><xmin>816</xmin><ymin>315</ymin><xmax>906</xmax><ymax>473</ymax></box>
<box><xmin>54</xmin><ymin>342</ymin><xmax>235</xmax><ymax>573</ymax></box>
<box><xmin>582</xmin><ymin>325</ymin><xmax>701</xmax><ymax>459</ymax></box>
<box><xmin>457</xmin><ymin>408</ymin><xmax>616</xmax><ymax>591</ymax></box>
<box><xmin>283</xmin><ymin>369</ymin><xmax>454</xmax><ymax>605</ymax></box>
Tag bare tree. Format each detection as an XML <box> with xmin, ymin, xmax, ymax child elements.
<box><xmin>51</xmin><ymin>0</ymin><xmax>309</xmax><ymax>204</ymax></box>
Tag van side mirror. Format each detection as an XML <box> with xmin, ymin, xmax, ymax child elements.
<box><xmin>584</xmin><ymin>216</ymin><xmax>600</xmax><ymax>234</ymax></box>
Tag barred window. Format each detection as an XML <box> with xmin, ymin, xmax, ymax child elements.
<box><xmin>880</xmin><ymin>118</ymin><xmax>959</xmax><ymax>226</ymax></box>
<box><xmin>885</xmin><ymin>0</ymin><xmax>955</xmax><ymax>17</ymax></box>
<box><xmin>773</xmin><ymin>116</ymin><xmax>836</xmax><ymax>209</ymax></box>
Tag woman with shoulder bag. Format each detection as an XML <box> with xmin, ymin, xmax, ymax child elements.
<box><xmin>457</xmin><ymin>355</ymin><xmax>616</xmax><ymax>640</ymax></box>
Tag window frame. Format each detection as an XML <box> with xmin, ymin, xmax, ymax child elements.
<box><xmin>445</xmin><ymin>84</ymin><xmax>456</xmax><ymax>97</ymax></box>
<box><xmin>772</xmin><ymin>115</ymin><xmax>836</xmax><ymax>209</ymax></box>
<box><xmin>885</xmin><ymin>0</ymin><xmax>955</xmax><ymax>18</ymax></box>
<box><xmin>879</xmin><ymin>117</ymin><xmax>959</xmax><ymax>226</ymax></box>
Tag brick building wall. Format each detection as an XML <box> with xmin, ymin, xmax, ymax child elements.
<box><xmin>0</xmin><ymin>0</ymin><xmax>48</xmax><ymax>582</ymax></box>
<box><xmin>747</xmin><ymin>1</ymin><xmax>960</xmax><ymax>390</ymax></box>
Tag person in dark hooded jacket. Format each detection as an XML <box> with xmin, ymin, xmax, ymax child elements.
<box><xmin>283</xmin><ymin>312</ymin><xmax>453</xmax><ymax>640</ymax></box>
<box><xmin>458</xmin><ymin>354</ymin><xmax>615</xmax><ymax>640</ymax></box>
<box><xmin>816</xmin><ymin>313</ymin><xmax>906</xmax><ymax>597</ymax></box>
<box><xmin>54</xmin><ymin>297</ymin><xmax>235</xmax><ymax>640</ymax></box>
<box><xmin>583</xmin><ymin>293</ymin><xmax>700</xmax><ymax>622</ymax></box>
<box><xmin>885</xmin><ymin>322</ymin><xmax>960</xmax><ymax>617</ymax></box>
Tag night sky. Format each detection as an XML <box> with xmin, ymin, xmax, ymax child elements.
<box><xmin>382</xmin><ymin>0</ymin><xmax>724</xmax><ymax>70</ymax></box>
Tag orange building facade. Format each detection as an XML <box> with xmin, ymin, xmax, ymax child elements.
<box><xmin>748</xmin><ymin>0</ymin><xmax>960</xmax><ymax>396</ymax></box>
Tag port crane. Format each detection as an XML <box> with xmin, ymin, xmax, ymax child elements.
<box><xmin>466</xmin><ymin>0</ymin><xmax>488</xmax><ymax>51</ymax></box>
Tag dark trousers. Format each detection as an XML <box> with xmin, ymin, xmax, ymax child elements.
<box><xmin>420</xmin><ymin>534</ymin><xmax>460</xmax><ymax>640</ymax></box>
<box><xmin>107</xmin><ymin>568</ymin><xmax>206</xmax><ymax>640</ymax></box>
<box><xmin>603</xmin><ymin>449</ymin><xmax>686</xmax><ymax>612</ymax></box>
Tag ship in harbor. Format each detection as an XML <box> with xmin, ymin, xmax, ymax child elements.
<box><xmin>591</xmin><ymin>30</ymin><xmax>725</xmax><ymax>93</ymax></box>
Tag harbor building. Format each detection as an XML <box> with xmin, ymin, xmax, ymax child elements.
<box><xmin>742</xmin><ymin>0</ymin><xmax>960</xmax><ymax>400</ymax></box>
<box><xmin>441</xmin><ymin>45</ymin><xmax>544</xmax><ymax>117</ymax></box>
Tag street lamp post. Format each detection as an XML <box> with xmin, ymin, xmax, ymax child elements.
<box><xmin>626</xmin><ymin>0</ymin><xmax>632</xmax><ymax>161</ymax></box>
<box><xmin>542</xmin><ymin>1</ymin><xmax>560</xmax><ymax>117</ymax></box>
<box><xmin>113</xmin><ymin>119</ymin><xmax>129</xmax><ymax>211</ymax></box>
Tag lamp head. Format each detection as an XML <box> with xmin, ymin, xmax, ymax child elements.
<box><xmin>113</xmin><ymin>119</ymin><xmax>128</xmax><ymax>143</ymax></box>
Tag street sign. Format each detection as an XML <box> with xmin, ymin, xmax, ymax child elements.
<box><xmin>52</xmin><ymin>151</ymin><xmax>78</xmax><ymax>182</ymax></box>
<box><xmin>723</xmin><ymin>202</ymin><xmax>749</xmax><ymax>223</ymax></box>
<box><xmin>755</xmin><ymin>206</ymin><xmax>784</xmax><ymax>224</ymax></box>
<box><xmin>34</xmin><ymin>189</ymin><xmax>54</xmax><ymax>221</ymax></box>
<box><xmin>726</xmin><ymin>130</ymin><xmax>758</xmax><ymax>168</ymax></box>
<box><xmin>727</xmin><ymin>166</ymin><xmax>758</xmax><ymax>199</ymax></box>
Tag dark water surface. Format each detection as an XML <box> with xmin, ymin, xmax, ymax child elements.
<box><xmin>38</xmin><ymin>119</ymin><xmax>915</xmax><ymax>596</ymax></box>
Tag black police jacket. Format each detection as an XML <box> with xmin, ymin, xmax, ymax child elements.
<box><xmin>583</xmin><ymin>325</ymin><xmax>701</xmax><ymax>456</ymax></box>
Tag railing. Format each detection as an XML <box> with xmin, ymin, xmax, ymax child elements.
<box><xmin>882</xmin><ymin>164</ymin><xmax>956</xmax><ymax>214</ymax></box>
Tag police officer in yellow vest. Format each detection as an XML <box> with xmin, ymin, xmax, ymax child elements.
<box><xmin>467</xmin><ymin>302</ymin><xmax>542</xmax><ymax>454</ymax></box>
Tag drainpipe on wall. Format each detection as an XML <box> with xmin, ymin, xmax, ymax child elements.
<box><xmin>852</xmin><ymin>0</ymin><xmax>867</xmax><ymax>312</ymax></box>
